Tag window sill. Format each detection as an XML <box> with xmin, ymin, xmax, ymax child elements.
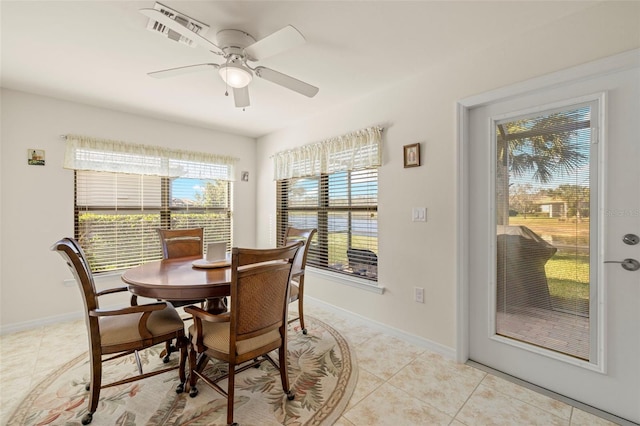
<box><xmin>307</xmin><ymin>267</ymin><xmax>385</xmax><ymax>294</ymax></box>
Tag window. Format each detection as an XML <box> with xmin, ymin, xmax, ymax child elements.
<box><xmin>273</xmin><ymin>126</ymin><xmax>382</xmax><ymax>283</ymax></box>
<box><xmin>277</xmin><ymin>169</ymin><xmax>378</xmax><ymax>281</ymax></box>
<box><xmin>75</xmin><ymin>172</ymin><xmax>232</xmax><ymax>273</ymax></box>
<box><xmin>66</xmin><ymin>135</ymin><xmax>236</xmax><ymax>273</ymax></box>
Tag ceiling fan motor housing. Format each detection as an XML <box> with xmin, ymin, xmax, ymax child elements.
<box><xmin>216</xmin><ymin>29</ymin><xmax>256</xmax><ymax>58</ymax></box>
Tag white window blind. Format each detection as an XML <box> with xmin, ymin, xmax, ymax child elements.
<box><xmin>67</xmin><ymin>135</ymin><xmax>236</xmax><ymax>273</ymax></box>
<box><xmin>275</xmin><ymin>126</ymin><xmax>381</xmax><ymax>282</ymax></box>
<box><xmin>495</xmin><ymin>103</ymin><xmax>592</xmax><ymax>360</ymax></box>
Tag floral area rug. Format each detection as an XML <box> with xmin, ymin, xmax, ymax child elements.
<box><xmin>8</xmin><ymin>316</ymin><xmax>356</xmax><ymax>426</ymax></box>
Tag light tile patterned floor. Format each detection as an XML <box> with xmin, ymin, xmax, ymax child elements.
<box><xmin>0</xmin><ymin>304</ymin><xmax>623</xmax><ymax>425</ymax></box>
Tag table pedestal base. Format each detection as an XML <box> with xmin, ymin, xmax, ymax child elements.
<box><xmin>205</xmin><ymin>297</ymin><xmax>228</xmax><ymax>314</ymax></box>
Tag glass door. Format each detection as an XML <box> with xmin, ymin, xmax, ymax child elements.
<box><xmin>495</xmin><ymin>103</ymin><xmax>594</xmax><ymax>361</ymax></box>
<box><xmin>466</xmin><ymin>61</ymin><xmax>640</xmax><ymax>423</ymax></box>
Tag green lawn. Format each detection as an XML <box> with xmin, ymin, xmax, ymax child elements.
<box><xmin>509</xmin><ymin>216</ymin><xmax>590</xmax><ymax>315</ymax></box>
<box><xmin>324</xmin><ymin>233</ymin><xmax>378</xmax><ymax>266</ymax></box>
<box><xmin>545</xmin><ymin>251</ymin><xmax>590</xmax><ymax>315</ymax></box>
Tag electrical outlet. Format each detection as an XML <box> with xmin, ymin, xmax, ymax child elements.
<box><xmin>415</xmin><ymin>287</ymin><xmax>424</xmax><ymax>303</ymax></box>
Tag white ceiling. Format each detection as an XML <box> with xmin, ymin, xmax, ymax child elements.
<box><xmin>1</xmin><ymin>1</ymin><xmax>600</xmax><ymax>138</ymax></box>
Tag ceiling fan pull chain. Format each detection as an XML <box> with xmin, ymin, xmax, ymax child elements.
<box><xmin>224</xmin><ymin>59</ymin><xmax>230</xmax><ymax>96</ymax></box>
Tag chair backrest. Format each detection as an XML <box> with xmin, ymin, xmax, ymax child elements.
<box><xmin>229</xmin><ymin>242</ymin><xmax>303</xmax><ymax>343</ymax></box>
<box><xmin>51</xmin><ymin>238</ymin><xmax>103</xmax><ymax>353</ymax></box>
<box><xmin>157</xmin><ymin>228</ymin><xmax>204</xmax><ymax>259</ymax></box>
<box><xmin>51</xmin><ymin>237</ymin><xmax>99</xmax><ymax>313</ymax></box>
<box><xmin>284</xmin><ymin>227</ymin><xmax>317</xmax><ymax>276</ymax></box>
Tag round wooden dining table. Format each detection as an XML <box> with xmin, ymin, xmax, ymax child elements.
<box><xmin>121</xmin><ymin>255</ymin><xmax>231</xmax><ymax>312</ymax></box>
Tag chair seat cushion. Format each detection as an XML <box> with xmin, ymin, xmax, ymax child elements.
<box><xmin>189</xmin><ymin>322</ymin><xmax>281</xmax><ymax>356</ymax></box>
<box><xmin>289</xmin><ymin>281</ymin><xmax>299</xmax><ymax>302</ymax></box>
<box><xmin>100</xmin><ymin>306</ymin><xmax>184</xmax><ymax>347</ymax></box>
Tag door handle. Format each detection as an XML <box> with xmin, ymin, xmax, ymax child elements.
<box><xmin>604</xmin><ymin>258</ymin><xmax>640</xmax><ymax>271</ymax></box>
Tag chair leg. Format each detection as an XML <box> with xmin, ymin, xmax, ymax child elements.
<box><xmin>278</xmin><ymin>343</ymin><xmax>294</xmax><ymax>401</ymax></box>
<box><xmin>134</xmin><ymin>350</ymin><xmax>143</xmax><ymax>374</ymax></box>
<box><xmin>227</xmin><ymin>362</ymin><xmax>236</xmax><ymax>426</ymax></box>
<box><xmin>163</xmin><ymin>340</ymin><xmax>174</xmax><ymax>363</ymax></box>
<box><xmin>298</xmin><ymin>297</ymin><xmax>306</xmax><ymax>335</ymax></box>
<box><xmin>84</xmin><ymin>351</ymin><xmax>102</xmax><ymax>425</ymax></box>
<box><xmin>188</xmin><ymin>345</ymin><xmax>199</xmax><ymax>397</ymax></box>
<box><xmin>176</xmin><ymin>337</ymin><xmax>187</xmax><ymax>394</ymax></box>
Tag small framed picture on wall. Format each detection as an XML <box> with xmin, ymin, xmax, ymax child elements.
<box><xmin>28</xmin><ymin>149</ymin><xmax>45</xmax><ymax>166</ymax></box>
<box><xmin>403</xmin><ymin>143</ymin><xmax>420</xmax><ymax>168</ymax></box>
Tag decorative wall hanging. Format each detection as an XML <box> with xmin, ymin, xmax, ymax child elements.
<box><xmin>28</xmin><ymin>149</ymin><xmax>45</xmax><ymax>166</ymax></box>
<box><xmin>403</xmin><ymin>143</ymin><xmax>420</xmax><ymax>168</ymax></box>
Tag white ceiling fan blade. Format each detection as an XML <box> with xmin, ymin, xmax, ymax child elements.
<box><xmin>233</xmin><ymin>86</ymin><xmax>250</xmax><ymax>108</ymax></box>
<box><xmin>140</xmin><ymin>8</ymin><xmax>221</xmax><ymax>53</ymax></box>
<box><xmin>255</xmin><ymin>66</ymin><xmax>319</xmax><ymax>98</ymax></box>
<box><xmin>148</xmin><ymin>63</ymin><xmax>219</xmax><ymax>78</ymax></box>
<box><xmin>244</xmin><ymin>25</ymin><xmax>305</xmax><ymax>61</ymax></box>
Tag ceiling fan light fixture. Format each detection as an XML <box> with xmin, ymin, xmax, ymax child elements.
<box><xmin>219</xmin><ymin>63</ymin><xmax>252</xmax><ymax>88</ymax></box>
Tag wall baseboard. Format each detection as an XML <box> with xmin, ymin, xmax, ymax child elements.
<box><xmin>306</xmin><ymin>296</ymin><xmax>456</xmax><ymax>360</ymax></box>
<box><xmin>3</xmin><ymin>296</ymin><xmax>457</xmax><ymax>361</ymax></box>
<box><xmin>1</xmin><ymin>310</ymin><xmax>84</xmax><ymax>335</ymax></box>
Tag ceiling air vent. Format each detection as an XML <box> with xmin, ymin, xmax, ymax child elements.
<box><xmin>145</xmin><ymin>2</ymin><xmax>209</xmax><ymax>47</ymax></box>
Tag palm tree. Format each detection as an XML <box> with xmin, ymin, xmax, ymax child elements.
<box><xmin>496</xmin><ymin>108</ymin><xmax>589</xmax><ymax>225</ymax></box>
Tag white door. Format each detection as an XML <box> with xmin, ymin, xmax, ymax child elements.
<box><xmin>466</xmin><ymin>59</ymin><xmax>639</xmax><ymax>423</ymax></box>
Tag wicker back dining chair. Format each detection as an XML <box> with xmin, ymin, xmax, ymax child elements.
<box><xmin>184</xmin><ymin>241</ymin><xmax>304</xmax><ymax>426</ymax></box>
<box><xmin>156</xmin><ymin>228</ymin><xmax>209</xmax><ymax>311</ymax></box>
<box><xmin>51</xmin><ymin>237</ymin><xmax>187</xmax><ymax>425</ymax></box>
<box><xmin>157</xmin><ymin>227</ymin><xmax>204</xmax><ymax>259</ymax></box>
<box><xmin>129</xmin><ymin>228</ymin><xmax>206</xmax><ymax>315</ymax></box>
<box><xmin>154</xmin><ymin>227</ymin><xmax>211</xmax><ymax>361</ymax></box>
<box><xmin>284</xmin><ymin>227</ymin><xmax>317</xmax><ymax>334</ymax></box>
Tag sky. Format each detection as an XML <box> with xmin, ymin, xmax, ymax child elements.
<box><xmin>172</xmin><ymin>178</ymin><xmax>204</xmax><ymax>200</ymax></box>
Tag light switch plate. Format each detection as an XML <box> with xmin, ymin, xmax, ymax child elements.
<box><xmin>412</xmin><ymin>207</ymin><xmax>426</xmax><ymax>222</ymax></box>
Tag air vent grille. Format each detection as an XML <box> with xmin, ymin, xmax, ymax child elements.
<box><xmin>145</xmin><ymin>2</ymin><xmax>209</xmax><ymax>47</ymax></box>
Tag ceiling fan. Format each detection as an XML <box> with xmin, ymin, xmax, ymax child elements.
<box><xmin>140</xmin><ymin>7</ymin><xmax>319</xmax><ymax>109</ymax></box>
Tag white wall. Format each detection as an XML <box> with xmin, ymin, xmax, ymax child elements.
<box><xmin>255</xmin><ymin>2</ymin><xmax>640</xmax><ymax>352</ymax></box>
<box><xmin>0</xmin><ymin>89</ymin><xmax>256</xmax><ymax>330</ymax></box>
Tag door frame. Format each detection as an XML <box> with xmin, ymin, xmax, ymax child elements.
<box><xmin>455</xmin><ymin>49</ymin><xmax>640</xmax><ymax>364</ymax></box>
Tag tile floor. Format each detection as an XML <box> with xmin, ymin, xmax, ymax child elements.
<box><xmin>0</xmin><ymin>304</ymin><xmax>625</xmax><ymax>426</ymax></box>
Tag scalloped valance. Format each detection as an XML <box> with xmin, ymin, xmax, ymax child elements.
<box><xmin>272</xmin><ymin>126</ymin><xmax>383</xmax><ymax>180</ymax></box>
<box><xmin>64</xmin><ymin>135</ymin><xmax>238</xmax><ymax>181</ymax></box>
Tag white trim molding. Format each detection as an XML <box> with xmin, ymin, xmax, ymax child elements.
<box><xmin>455</xmin><ymin>48</ymin><xmax>639</xmax><ymax>364</ymax></box>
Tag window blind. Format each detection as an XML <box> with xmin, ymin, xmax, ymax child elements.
<box><xmin>278</xmin><ymin>169</ymin><xmax>378</xmax><ymax>281</ymax></box>
<box><xmin>69</xmin><ymin>135</ymin><xmax>235</xmax><ymax>273</ymax></box>
<box><xmin>275</xmin><ymin>126</ymin><xmax>382</xmax><ymax>282</ymax></box>
<box><xmin>495</xmin><ymin>103</ymin><xmax>592</xmax><ymax>360</ymax></box>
